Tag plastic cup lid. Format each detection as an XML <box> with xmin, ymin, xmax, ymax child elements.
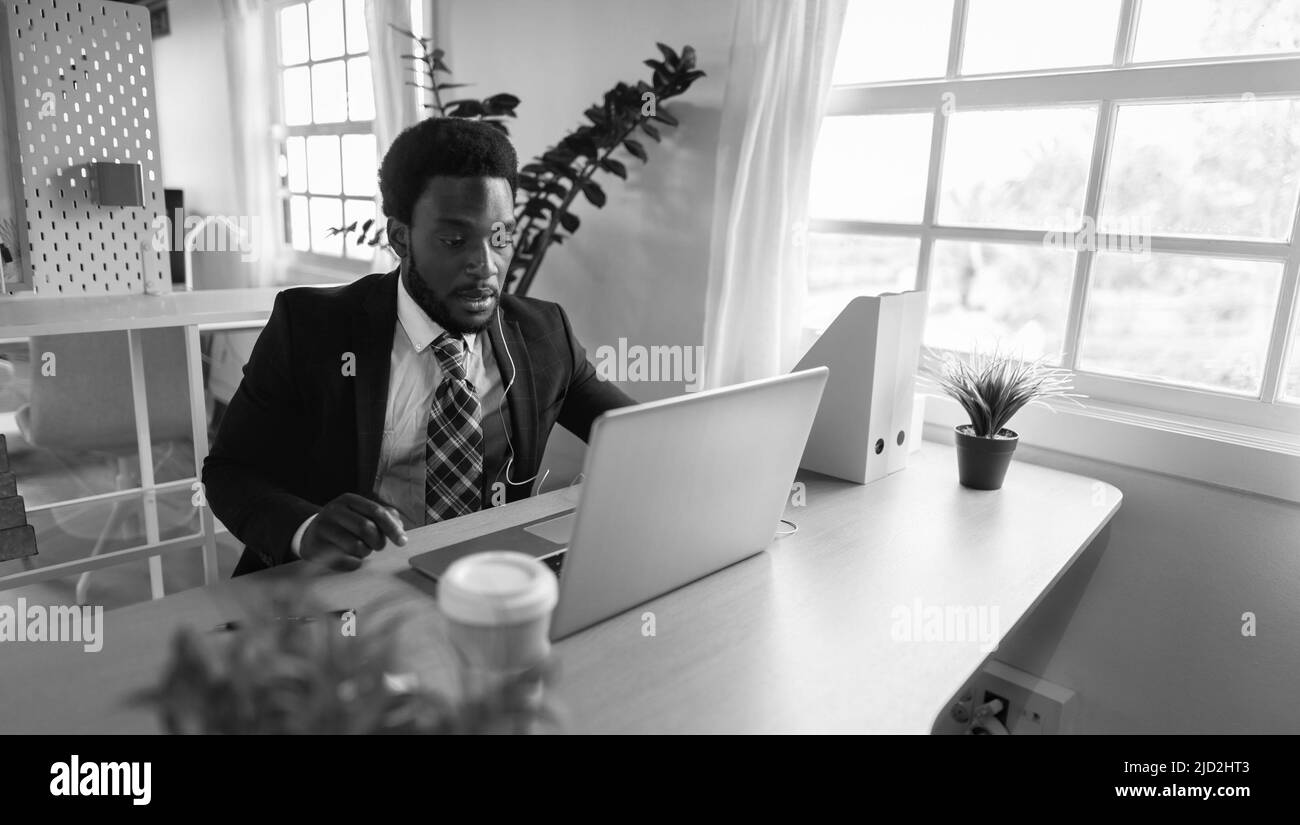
<box><xmin>437</xmin><ymin>551</ymin><xmax>559</xmax><ymax>626</ymax></box>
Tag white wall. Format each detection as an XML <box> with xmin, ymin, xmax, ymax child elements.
<box><xmin>152</xmin><ymin>0</ymin><xmax>248</xmax><ymax>289</ymax></box>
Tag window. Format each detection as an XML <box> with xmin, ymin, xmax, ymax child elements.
<box><xmin>809</xmin><ymin>0</ymin><xmax>1300</xmax><ymax>433</ymax></box>
<box><xmin>272</xmin><ymin>0</ymin><xmax>426</xmax><ymax>268</ymax></box>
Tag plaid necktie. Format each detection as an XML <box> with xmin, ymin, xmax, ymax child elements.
<box><xmin>425</xmin><ymin>332</ymin><xmax>484</xmax><ymax>524</ymax></box>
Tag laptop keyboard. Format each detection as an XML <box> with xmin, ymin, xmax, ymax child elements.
<box><xmin>541</xmin><ymin>552</ymin><xmax>565</xmax><ymax>576</ymax></box>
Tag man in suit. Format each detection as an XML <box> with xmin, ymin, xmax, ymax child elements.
<box><xmin>203</xmin><ymin>118</ymin><xmax>635</xmax><ymax>575</ymax></box>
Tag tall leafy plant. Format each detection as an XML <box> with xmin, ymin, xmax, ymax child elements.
<box><xmin>331</xmin><ymin>31</ymin><xmax>704</xmax><ymax>296</ymax></box>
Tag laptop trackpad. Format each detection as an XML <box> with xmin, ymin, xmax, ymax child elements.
<box><xmin>523</xmin><ymin>512</ymin><xmax>576</xmax><ymax>545</ymax></box>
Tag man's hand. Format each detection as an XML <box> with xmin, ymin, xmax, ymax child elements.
<box><xmin>299</xmin><ymin>493</ymin><xmax>408</xmax><ymax>570</ymax></box>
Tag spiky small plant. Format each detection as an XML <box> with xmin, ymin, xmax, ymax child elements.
<box><xmin>923</xmin><ymin>347</ymin><xmax>1084</xmax><ymax>438</ymax></box>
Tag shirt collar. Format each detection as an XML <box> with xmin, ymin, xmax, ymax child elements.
<box><xmin>396</xmin><ymin>271</ymin><xmax>478</xmax><ymax>355</ymax></box>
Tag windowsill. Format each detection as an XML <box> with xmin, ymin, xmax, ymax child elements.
<box><xmin>922</xmin><ymin>393</ymin><xmax>1300</xmax><ymax>504</ymax></box>
<box><xmin>271</xmin><ymin>250</ymin><xmax>394</xmax><ymax>288</ymax></box>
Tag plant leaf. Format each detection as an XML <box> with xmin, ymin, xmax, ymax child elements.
<box><xmin>559</xmin><ymin>212</ymin><xmax>580</xmax><ymax>233</ymax></box>
<box><xmin>598</xmin><ymin>157</ymin><xmax>627</xmax><ymax>179</ymax></box>
<box><xmin>522</xmin><ymin>198</ymin><xmax>553</xmax><ymax>218</ymax></box>
<box><xmin>623</xmin><ymin>139</ymin><xmax>648</xmax><ymax>162</ymax></box>
<box><xmin>579</xmin><ymin>180</ymin><xmax>606</xmax><ymax>207</ymax></box>
<box><xmin>445</xmin><ymin>99</ymin><xmax>485</xmax><ymax>117</ymax></box>
<box><xmin>651</xmin><ymin>108</ymin><xmax>679</xmax><ymax>127</ymax></box>
<box><xmin>640</xmin><ymin>122</ymin><xmax>661</xmax><ymax>142</ymax></box>
<box><xmin>656</xmin><ymin>42</ymin><xmax>680</xmax><ymax>66</ymax></box>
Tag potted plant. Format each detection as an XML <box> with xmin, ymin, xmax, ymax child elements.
<box><xmin>924</xmin><ymin>348</ymin><xmax>1083</xmax><ymax>490</ymax></box>
<box><xmin>132</xmin><ymin>577</ymin><xmax>560</xmax><ymax>735</ymax></box>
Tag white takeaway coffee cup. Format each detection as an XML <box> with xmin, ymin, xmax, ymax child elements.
<box><xmin>437</xmin><ymin>551</ymin><xmax>559</xmax><ymax>681</ymax></box>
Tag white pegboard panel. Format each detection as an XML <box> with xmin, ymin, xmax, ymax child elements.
<box><xmin>1</xmin><ymin>0</ymin><xmax>170</xmax><ymax>295</ymax></box>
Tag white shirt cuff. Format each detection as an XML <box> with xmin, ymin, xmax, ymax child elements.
<box><xmin>290</xmin><ymin>513</ymin><xmax>318</xmax><ymax>558</ymax></box>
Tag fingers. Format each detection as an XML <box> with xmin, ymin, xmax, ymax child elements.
<box><xmin>300</xmin><ymin>494</ymin><xmax>411</xmax><ymax>571</ymax></box>
<box><xmin>314</xmin><ymin>519</ymin><xmax>376</xmax><ymax>560</ymax></box>
<box><xmin>325</xmin><ymin>501</ymin><xmax>386</xmax><ymax>551</ymax></box>
<box><xmin>312</xmin><ymin>545</ymin><xmax>364</xmax><ymax>572</ymax></box>
<box><xmin>341</xmin><ymin>495</ymin><xmax>408</xmax><ymax>547</ymax></box>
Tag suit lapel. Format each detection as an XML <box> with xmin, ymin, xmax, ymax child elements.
<box><xmin>352</xmin><ymin>269</ymin><xmax>400</xmax><ymax>494</ymax></box>
<box><xmin>487</xmin><ymin>300</ymin><xmax>538</xmax><ymax>478</ymax></box>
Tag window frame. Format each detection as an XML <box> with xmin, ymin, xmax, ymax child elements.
<box><xmin>816</xmin><ymin>0</ymin><xmax>1300</xmax><ymax>436</ymax></box>
<box><xmin>264</xmin><ymin>0</ymin><xmax>426</xmax><ymax>282</ymax></box>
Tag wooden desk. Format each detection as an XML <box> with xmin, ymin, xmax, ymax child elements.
<box><xmin>0</xmin><ymin>444</ymin><xmax>1120</xmax><ymax>734</ymax></box>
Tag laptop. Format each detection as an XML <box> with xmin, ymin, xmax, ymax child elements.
<box><xmin>410</xmin><ymin>367</ymin><xmax>829</xmax><ymax>640</ymax></box>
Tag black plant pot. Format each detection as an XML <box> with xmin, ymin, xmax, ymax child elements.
<box><xmin>954</xmin><ymin>425</ymin><xmax>1019</xmax><ymax>490</ymax></box>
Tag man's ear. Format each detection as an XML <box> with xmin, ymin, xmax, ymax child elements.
<box><xmin>387</xmin><ymin>218</ymin><xmax>409</xmax><ymax>260</ymax></box>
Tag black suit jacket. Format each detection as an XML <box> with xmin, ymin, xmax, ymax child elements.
<box><xmin>202</xmin><ymin>269</ymin><xmax>635</xmax><ymax>575</ymax></box>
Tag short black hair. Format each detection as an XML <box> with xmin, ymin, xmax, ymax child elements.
<box><xmin>378</xmin><ymin>118</ymin><xmax>518</xmax><ymax>226</ymax></box>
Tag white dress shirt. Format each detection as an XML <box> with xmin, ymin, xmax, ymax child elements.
<box><xmin>291</xmin><ymin>274</ymin><xmax>506</xmax><ymax>554</ymax></box>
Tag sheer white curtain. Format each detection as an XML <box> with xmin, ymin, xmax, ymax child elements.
<box><xmin>701</xmin><ymin>0</ymin><xmax>847</xmax><ymax>388</ymax></box>
<box><xmin>366</xmin><ymin>0</ymin><xmax>419</xmax><ymax>270</ymax></box>
<box><xmin>220</xmin><ymin>0</ymin><xmax>279</xmax><ymax>287</ymax></box>
<box><xmin>366</xmin><ymin>0</ymin><xmax>420</xmax><ymax>156</ymax></box>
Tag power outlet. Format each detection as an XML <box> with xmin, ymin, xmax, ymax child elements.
<box><xmin>975</xmin><ymin>660</ymin><xmax>1076</xmax><ymax>735</ymax></box>
<box><xmin>979</xmin><ymin>689</ymin><xmax>1011</xmax><ymax>729</ymax></box>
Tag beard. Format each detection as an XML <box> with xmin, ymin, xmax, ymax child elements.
<box><xmin>403</xmin><ymin>248</ymin><xmax>497</xmax><ymax>335</ymax></box>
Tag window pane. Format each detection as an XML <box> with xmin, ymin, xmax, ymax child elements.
<box><xmin>344</xmin><ymin>199</ymin><xmax>377</xmax><ymax>261</ymax></box>
<box><xmin>1132</xmin><ymin>0</ymin><xmax>1300</xmax><ymax>63</ymax></box>
<box><xmin>286</xmin><ymin>136</ymin><xmax>307</xmax><ymax>193</ymax></box>
<box><xmin>341</xmin><ymin>133</ymin><xmax>377</xmax><ymax>196</ymax></box>
<box><xmin>279</xmin><ymin>3</ymin><xmax>309</xmax><ymax>66</ymax></box>
<box><xmin>938</xmin><ymin>106</ymin><xmax>1096</xmax><ymax>230</ymax></box>
<box><xmin>810</xmin><ymin>114</ymin><xmax>933</xmax><ymax>223</ymax></box>
<box><xmin>344</xmin><ymin>0</ymin><xmax>368</xmax><ymax>55</ymax></box>
<box><xmin>1101</xmin><ymin>99</ymin><xmax>1300</xmax><ymax>241</ymax></box>
<box><xmin>309</xmin><ymin>197</ymin><xmax>344</xmax><ymax>256</ymax></box>
<box><xmin>926</xmin><ymin>241</ymin><xmax>1075</xmax><ymax>361</ymax></box>
<box><xmin>832</xmin><ymin>0</ymin><xmax>953</xmax><ymax>85</ymax></box>
<box><xmin>289</xmin><ymin>195</ymin><xmax>310</xmax><ymax>251</ymax></box>
<box><xmin>308</xmin><ymin>0</ymin><xmax>345</xmax><ymax>62</ymax></box>
<box><xmin>305</xmin><ymin>135</ymin><xmax>341</xmax><ymax>195</ymax></box>
<box><xmin>1080</xmin><ymin>252</ymin><xmax>1283</xmax><ymax>394</ymax></box>
<box><xmin>962</xmin><ymin>0</ymin><xmax>1121</xmax><ymax>75</ymax></box>
<box><xmin>282</xmin><ymin>67</ymin><xmax>312</xmax><ymax>126</ymax></box>
<box><xmin>804</xmin><ymin>234</ymin><xmax>920</xmax><ymax>331</ymax></box>
<box><xmin>347</xmin><ymin>57</ymin><xmax>375</xmax><ymax>121</ymax></box>
<box><xmin>1286</xmin><ymin>301</ymin><xmax>1300</xmax><ymax>402</ymax></box>
<box><xmin>311</xmin><ymin>60</ymin><xmax>348</xmax><ymax>124</ymax></box>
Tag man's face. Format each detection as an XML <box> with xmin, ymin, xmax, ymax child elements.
<box><xmin>391</xmin><ymin>176</ymin><xmax>515</xmax><ymax>334</ymax></box>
